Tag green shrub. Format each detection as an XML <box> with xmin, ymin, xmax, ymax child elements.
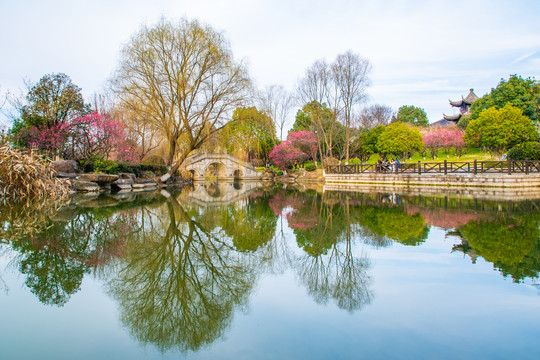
<box><xmin>304</xmin><ymin>163</ymin><xmax>317</xmax><ymax>171</ymax></box>
<box><xmin>277</xmin><ymin>171</ymin><xmax>284</xmax><ymax>176</ymax></box>
<box><xmin>79</xmin><ymin>156</ymin><xmax>118</xmax><ymax>174</ymax></box>
<box><xmin>457</xmin><ymin>114</ymin><xmax>471</xmax><ymax>130</ymax></box>
<box><xmin>348</xmin><ymin>158</ymin><xmax>362</xmax><ymax>165</ymax></box>
<box><xmin>507</xmin><ymin>141</ymin><xmax>540</xmax><ymax>160</ymax></box>
<box><xmin>78</xmin><ymin>157</ymin><xmax>168</xmax><ymax>177</ymax></box>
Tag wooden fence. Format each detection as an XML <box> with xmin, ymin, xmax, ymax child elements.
<box><xmin>325</xmin><ymin>159</ymin><xmax>540</xmax><ymax>175</ymax></box>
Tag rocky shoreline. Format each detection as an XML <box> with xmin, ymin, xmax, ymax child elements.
<box><xmin>52</xmin><ymin>160</ymin><xmax>191</xmax><ymax>194</ymax></box>
<box><xmin>51</xmin><ymin>161</ymin><xmax>326</xmax><ymax>194</ymax></box>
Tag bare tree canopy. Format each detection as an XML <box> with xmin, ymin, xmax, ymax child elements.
<box><xmin>297</xmin><ymin>60</ymin><xmax>338</xmax><ymax>159</ymax></box>
<box><xmin>332</xmin><ymin>51</ymin><xmax>371</xmax><ymax>163</ymax></box>
<box><xmin>297</xmin><ymin>59</ymin><xmax>331</xmax><ymax>107</ymax></box>
<box><xmin>112</xmin><ymin>18</ymin><xmax>251</xmax><ymax>181</ymax></box>
<box><xmin>296</xmin><ymin>52</ymin><xmax>371</xmax><ymax>162</ymax></box>
<box><xmin>258</xmin><ymin>85</ymin><xmax>293</xmax><ymax>141</ymax></box>
<box><xmin>360</xmin><ymin>104</ymin><xmax>394</xmax><ymax>129</ymax></box>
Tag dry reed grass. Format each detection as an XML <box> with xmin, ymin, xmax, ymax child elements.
<box><xmin>0</xmin><ymin>196</ymin><xmax>70</xmax><ymax>244</ymax></box>
<box><xmin>0</xmin><ymin>143</ymin><xmax>70</xmax><ymax>198</ymax></box>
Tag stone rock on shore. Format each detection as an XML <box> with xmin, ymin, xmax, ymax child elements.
<box><xmin>78</xmin><ymin>173</ymin><xmax>119</xmax><ymax>184</ymax></box>
<box><xmin>119</xmin><ymin>173</ymin><xmax>137</xmax><ymax>182</ymax></box>
<box><xmin>73</xmin><ymin>180</ymin><xmax>100</xmax><ymax>192</ymax></box>
<box><xmin>261</xmin><ymin>168</ymin><xmax>276</xmax><ymax>181</ymax></box>
<box><xmin>132</xmin><ymin>180</ymin><xmax>158</xmax><ymax>191</ymax></box>
<box><xmin>111</xmin><ymin>178</ymin><xmax>133</xmax><ymax>192</ymax></box>
<box><xmin>55</xmin><ymin>172</ymin><xmax>78</xmax><ymax>179</ymax></box>
<box><xmin>51</xmin><ymin>160</ymin><xmax>78</xmax><ymax>174</ymax></box>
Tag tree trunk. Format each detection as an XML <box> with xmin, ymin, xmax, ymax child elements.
<box><xmin>166</xmin><ymin>139</ymin><xmax>176</xmax><ymax>167</ymax></box>
<box><xmin>345</xmin><ymin>126</ymin><xmax>350</xmax><ymax>164</ymax></box>
<box><xmin>160</xmin><ymin>151</ymin><xmax>189</xmax><ymax>183</ymax></box>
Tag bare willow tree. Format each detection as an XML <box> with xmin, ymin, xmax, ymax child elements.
<box><xmin>116</xmin><ymin>97</ymin><xmax>164</xmax><ymax>161</ymax></box>
<box><xmin>112</xmin><ymin>18</ymin><xmax>251</xmax><ymax>182</ymax></box>
<box><xmin>360</xmin><ymin>104</ymin><xmax>394</xmax><ymax>129</ymax></box>
<box><xmin>332</xmin><ymin>51</ymin><xmax>371</xmax><ymax>163</ymax></box>
<box><xmin>258</xmin><ymin>85</ymin><xmax>294</xmax><ymax>141</ymax></box>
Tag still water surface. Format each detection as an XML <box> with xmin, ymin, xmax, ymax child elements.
<box><xmin>0</xmin><ymin>183</ymin><xmax>539</xmax><ymax>359</ymax></box>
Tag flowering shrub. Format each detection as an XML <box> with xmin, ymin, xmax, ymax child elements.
<box><xmin>269</xmin><ymin>141</ymin><xmax>309</xmax><ymax>170</ymax></box>
<box><xmin>12</xmin><ymin>111</ymin><xmax>137</xmax><ymax>162</ymax></box>
<box><xmin>423</xmin><ymin>127</ymin><xmax>465</xmax><ymax>158</ymax></box>
<box><xmin>67</xmin><ymin>113</ymin><xmax>136</xmax><ymax>161</ymax></box>
<box><xmin>423</xmin><ymin>130</ymin><xmax>444</xmax><ymax>158</ymax></box>
<box><xmin>27</xmin><ymin>123</ymin><xmax>71</xmax><ymax>155</ymax></box>
<box><xmin>287</xmin><ymin>131</ymin><xmax>317</xmax><ymax>161</ymax></box>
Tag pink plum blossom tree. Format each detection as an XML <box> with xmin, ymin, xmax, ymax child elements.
<box><xmin>66</xmin><ymin>112</ymin><xmax>137</xmax><ymax>161</ymax></box>
<box><xmin>423</xmin><ymin>127</ymin><xmax>466</xmax><ymax>159</ymax></box>
<box><xmin>269</xmin><ymin>141</ymin><xmax>309</xmax><ymax>170</ymax></box>
<box><xmin>287</xmin><ymin>131</ymin><xmax>318</xmax><ymax>163</ymax></box>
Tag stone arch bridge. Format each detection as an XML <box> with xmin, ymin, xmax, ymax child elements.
<box><xmin>183</xmin><ymin>153</ymin><xmax>262</xmax><ymax>181</ymax></box>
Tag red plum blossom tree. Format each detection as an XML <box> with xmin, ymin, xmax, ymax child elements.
<box><xmin>287</xmin><ymin>131</ymin><xmax>318</xmax><ymax>162</ymax></box>
<box><xmin>269</xmin><ymin>141</ymin><xmax>309</xmax><ymax>170</ymax></box>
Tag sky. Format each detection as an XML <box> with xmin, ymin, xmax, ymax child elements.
<box><xmin>1</xmin><ymin>0</ymin><xmax>539</xmax><ymax>131</ymax></box>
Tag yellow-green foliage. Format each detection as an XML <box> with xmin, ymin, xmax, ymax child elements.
<box><xmin>460</xmin><ymin>217</ymin><xmax>538</xmax><ymax>267</ymax></box>
<box><xmin>464</xmin><ymin>104</ymin><xmax>538</xmax><ymax>155</ymax></box>
<box><xmin>0</xmin><ymin>144</ymin><xmax>69</xmax><ymax>198</ymax></box>
<box><xmin>377</xmin><ymin>122</ymin><xmax>424</xmax><ymax>157</ymax></box>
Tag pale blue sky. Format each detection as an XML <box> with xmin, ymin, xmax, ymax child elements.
<box><xmin>1</xmin><ymin>0</ymin><xmax>539</xmax><ymax>129</ymax></box>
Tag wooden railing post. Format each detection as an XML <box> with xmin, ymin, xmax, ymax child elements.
<box><xmin>474</xmin><ymin>159</ymin><xmax>477</xmax><ymax>175</ymax></box>
<box><xmin>444</xmin><ymin>160</ymin><xmax>447</xmax><ymax>175</ymax></box>
<box><xmin>418</xmin><ymin>161</ymin><xmax>421</xmax><ymax>175</ymax></box>
<box><xmin>507</xmin><ymin>158</ymin><xmax>511</xmax><ymax>175</ymax></box>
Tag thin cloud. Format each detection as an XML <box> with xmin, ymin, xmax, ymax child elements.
<box><xmin>511</xmin><ymin>50</ymin><xmax>540</xmax><ymax>64</ymax></box>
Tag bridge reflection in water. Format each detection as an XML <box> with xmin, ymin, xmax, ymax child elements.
<box><xmin>181</xmin><ymin>181</ymin><xmax>263</xmax><ymax>209</ymax></box>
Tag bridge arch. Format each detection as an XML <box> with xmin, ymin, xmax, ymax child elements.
<box><xmin>202</xmin><ymin>161</ymin><xmax>228</xmax><ymax>179</ymax></box>
<box><xmin>183</xmin><ymin>153</ymin><xmax>262</xmax><ymax>181</ymax></box>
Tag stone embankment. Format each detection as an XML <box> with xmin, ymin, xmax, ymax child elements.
<box><xmin>324</xmin><ymin>172</ymin><xmax>540</xmax><ymax>188</ymax></box>
<box><xmin>273</xmin><ymin>168</ymin><xmax>325</xmax><ymax>184</ymax></box>
<box><xmin>52</xmin><ymin>160</ymin><xmax>189</xmax><ymax>193</ymax></box>
<box><xmin>260</xmin><ymin>165</ymin><xmax>540</xmax><ymax>191</ymax></box>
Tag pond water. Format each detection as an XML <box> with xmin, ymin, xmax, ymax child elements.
<box><xmin>0</xmin><ymin>183</ymin><xmax>539</xmax><ymax>360</ymax></box>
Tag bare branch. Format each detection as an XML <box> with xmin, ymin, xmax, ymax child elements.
<box><xmin>258</xmin><ymin>85</ymin><xmax>293</xmax><ymax>141</ymax></box>
<box><xmin>111</xmin><ymin>18</ymin><xmax>252</xmax><ymax>181</ymax></box>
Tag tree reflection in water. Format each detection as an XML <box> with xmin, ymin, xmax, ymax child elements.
<box><xmin>454</xmin><ymin>214</ymin><xmax>540</xmax><ymax>283</ymax></box>
<box><xmin>107</xmin><ymin>192</ymin><xmax>259</xmax><ymax>353</ymax></box>
<box><xmin>2</xmin><ymin>185</ymin><xmax>540</xmax><ymax>353</ymax></box>
<box><xmin>271</xmin><ymin>189</ymin><xmax>374</xmax><ymax>312</ymax></box>
<box><xmin>0</xmin><ymin>197</ymin><xmax>136</xmax><ymax>306</ymax></box>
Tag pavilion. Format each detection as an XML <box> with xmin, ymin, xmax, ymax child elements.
<box><xmin>431</xmin><ymin>88</ymin><xmax>479</xmax><ymax>127</ymax></box>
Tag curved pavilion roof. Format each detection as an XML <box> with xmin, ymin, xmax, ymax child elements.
<box><xmin>443</xmin><ymin>113</ymin><xmax>462</xmax><ymax>121</ymax></box>
<box><xmin>449</xmin><ymin>89</ymin><xmax>479</xmax><ymax>107</ymax></box>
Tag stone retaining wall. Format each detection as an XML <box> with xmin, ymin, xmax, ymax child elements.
<box><xmin>324</xmin><ymin>173</ymin><xmax>540</xmax><ymax>188</ymax></box>
<box><xmin>323</xmin><ymin>183</ymin><xmax>540</xmax><ymax>201</ymax></box>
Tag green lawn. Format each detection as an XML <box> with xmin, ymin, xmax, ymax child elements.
<box><xmin>343</xmin><ymin>148</ymin><xmax>496</xmax><ymax>165</ymax></box>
